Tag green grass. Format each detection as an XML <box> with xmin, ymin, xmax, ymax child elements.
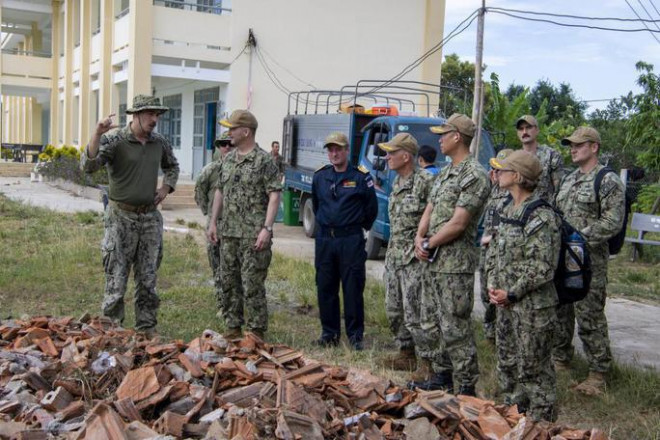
<box><xmin>0</xmin><ymin>194</ymin><xmax>659</xmax><ymax>439</ymax></box>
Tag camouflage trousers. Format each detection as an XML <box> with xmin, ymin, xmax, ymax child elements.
<box><xmin>497</xmin><ymin>303</ymin><xmax>557</xmax><ymax>422</ymax></box>
<box><xmin>478</xmin><ymin>251</ymin><xmax>497</xmax><ymax>339</ymax></box>
<box><xmin>383</xmin><ymin>262</ymin><xmax>415</xmax><ymax>351</ymax></box>
<box><xmin>205</xmin><ymin>217</ymin><xmax>224</xmax><ymax>311</ymax></box>
<box><xmin>421</xmin><ymin>271</ymin><xmax>478</xmax><ymax>387</ymax></box>
<box><xmin>101</xmin><ymin>204</ymin><xmax>163</xmax><ymax>331</ymax></box>
<box><xmin>553</xmin><ymin>264</ymin><xmax>612</xmax><ymax>372</ymax></box>
<box><xmin>221</xmin><ymin>237</ymin><xmax>272</xmax><ymax>332</ymax></box>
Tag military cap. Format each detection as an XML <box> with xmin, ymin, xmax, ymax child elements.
<box><xmin>125</xmin><ymin>95</ymin><xmax>169</xmax><ymax>114</ymax></box>
<box><xmin>561</xmin><ymin>126</ymin><xmax>601</xmax><ymax>146</ymax></box>
<box><xmin>323</xmin><ymin>132</ymin><xmax>349</xmax><ymax>148</ymax></box>
<box><xmin>491</xmin><ymin>150</ymin><xmax>542</xmax><ymax>182</ymax></box>
<box><xmin>220</xmin><ymin>109</ymin><xmax>258</xmax><ymax>129</ymax></box>
<box><xmin>430</xmin><ymin>113</ymin><xmax>476</xmax><ymax>137</ymax></box>
<box><xmin>214</xmin><ymin>131</ymin><xmax>232</xmax><ymax>148</ymax></box>
<box><xmin>489</xmin><ymin>148</ymin><xmax>514</xmax><ymax>169</ymax></box>
<box><xmin>515</xmin><ymin>114</ymin><xmax>538</xmax><ymax>128</ymax></box>
<box><xmin>378</xmin><ymin>133</ymin><xmax>419</xmax><ymax>155</ymax></box>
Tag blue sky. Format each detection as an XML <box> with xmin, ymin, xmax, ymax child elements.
<box><xmin>442</xmin><ymin>0</ymin><xmax>660</xmax><ymax>112</ymax></box>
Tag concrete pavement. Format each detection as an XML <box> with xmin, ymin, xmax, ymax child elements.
<box><xmin>1</xmin><ymin>176</ymin><xmax>658</xmax><ymax>371</ymax></box>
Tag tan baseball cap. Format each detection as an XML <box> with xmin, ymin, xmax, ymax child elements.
<box><xmin>220</xmin><ymin>109</ymin><xmax>258</xmax><ymax>129</ymax></box>
<box><xmin>378</xmin><ymin>133</ymin><xmax>419</xmax><ymax>155</ymax></box>
<box><xmin>489</xmin><ymin>148</ymin><xmax>514</xmax><ymax>169</ymax></box>
<box><xmin>516</xmin><ymin>115</ymin><xmax>538</xmax><ymax>128</ymax></box>
<box><xmin>430</xmin><ymin>113</ymin><xmax>476</xmax><ymax>137</ymax></box>
<box><xmin>490</xmin><ymin>150</ymin><xmax>542</xmax><ymax>181</ymax></box>
<box><xmin>561</xmin><ymin>126</ymin><xmax>601</xmax><ymax>146</ymax></box>
<box><xmin>323</xmin><ymin>132</ymin><xmax>349</xmax><ymax>148</ymax></box>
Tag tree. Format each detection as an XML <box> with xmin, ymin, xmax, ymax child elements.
<box><xmin>439</xmin><ymin>53</ymin><xmax>486</xmax><ymax>117</ymax></box>
<box><xmin>588</xmin><ymin>95</ymin><xmax>636</xmax><ymax>169</ymax></box>
<box><xmin>625</xmin><ymin>61</ymin><xmax>660</xmax><ymax>173</ymax></box>
<box><xmin>483</xmin><ymin>73</ymin><xmax>531</xmax><ymax>149</ymax></box>
<box><xmin>530</xmin><ymin>80</ymin><xmax>587</xmax><ymax>124</ymax></box>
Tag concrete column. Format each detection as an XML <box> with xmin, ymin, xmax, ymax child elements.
<box><xmin>422</xmin><ymin>0</ymin><xmax>446</xmax><ymax>116</ymax></box>
<box><xmin>127</xmin><ymin>0</ymin><xmax>153</xmax><ymax>101</ymax></box>
<box><xmin>17</xmin><ymin>97</ymin><xmax>25</xmax><ymax>143</ymax></box>
<box><xmin>50</xmin><ymin>1</ymin><xmax>61</xmax><ymax>146</ymax></box>
<box><xmin>62</xmin><ymin>0</ymin><xmax>75</xmax><ymax>145</ymax></box>
<box><xmin>98</xmin><ymin>0</ymin><xmax>114</xmax><ymax>119</ymax></box>
<box><xmin>78</xmin><ymin>0</ymin><xmax>91</xmax><ymax>146</ymax></box>
<box><xmin>32</xmin><ymin>99</ymin><xmax>43</xmax><ymax>144</ymax></box>
<box><xmin>32</xmin><ymin>22</ymin><xmax>44</xmax><ymax>53</ymax></box>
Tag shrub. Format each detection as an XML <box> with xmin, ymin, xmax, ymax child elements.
<box><xmin>38</xmin><ymin>145</ymin><xmax>108</xmax><ymax>187</ymax></box>
<box><xmin>633</xmin><ymin>184</ymin><xmax>660</xmax><ymax>213</ymax></box>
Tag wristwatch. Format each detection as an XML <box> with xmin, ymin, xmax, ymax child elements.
<box><xmin>506</xmin><ymin>291</ymin><xmax>518</xmax><ymax>304</ymax></box>
<box><xmin>263</xmin><ymin>225</ymin><xmax>273</xmax><ymax>233</ymax></box>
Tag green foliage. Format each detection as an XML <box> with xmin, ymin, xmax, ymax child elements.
<box><xmin>38</xmin><ymin>144</ymin><xmax>81</xmax><ymax>162</ymax></box>
<box><xmin>528</xmin><ymin>80</ymin><xmax>587</xmax><ymax>124</ymax></box>
<box><xmin>633</xmin><ymin>184</ymin><xmax>660</xmax><ymax>214</ymax></box>
<box><xmin>37</xmin><ymin>144</ymin><xmax>108</xmax><ymax>187</ymax></box>
<box><xmin>624</xmin><ymin>62</ymin><xmax>660</xmax><ymax>172</ymax></box>
<box><xmin>483</xmin><ymin>73</ymin><xmax>531</xmax><ymax>149</ymax></box>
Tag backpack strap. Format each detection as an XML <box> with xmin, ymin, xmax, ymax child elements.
<box><xmin>499</xmin><ymin>198</ymin><xmax>551</xmax><ymax>228</ymax></box>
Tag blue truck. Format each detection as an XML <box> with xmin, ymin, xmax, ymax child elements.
<box><xmin>281</xmin><ymin>83</ymin><xmax>496</xmax><ymax>259</ymax></box>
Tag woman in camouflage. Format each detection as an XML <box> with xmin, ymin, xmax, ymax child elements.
<box><xmin>486</xmin><ymin>150</ymin><xmax>561</xmax><ymax>422</ymax></box>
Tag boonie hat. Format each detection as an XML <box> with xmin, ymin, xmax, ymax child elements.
<box><xmin>378</xmin><ymin>133</ymin><xmax>419</xmax><ymax>155</ymax></box>
<box><xmin>430</xmin><ymin>113</ymin><xmax>476</xmax><ymax>137</ymax></box>
<box><xmin>489</xmin><ymin>148</ymin><xmax>514</xmax><ymax>169</ymax></box>
<box><xmin>220</xmin><ymin>110</ymin><xmax>258</xmax><ymax>129</ymax></box>
<box><xmin>126</xmin><ymin>95</ymin><xmax>169</xmax><ymax>114</ymax></box>
<box><xmin>324</xmin><ymin>132</ymin><xmax>349</xmax><ymax>148</ymax></box>
<box><xmin>561</xmin><ymin>126</ymin><xmax>601</xmax><ymax>146</ymax></box>
<box><xmin>214</xmin><ymin>131</ymin><xmax>232</xmax><ymax>148</ymax></box>
<box><xmin>491</xmin><ymin>150</ymin><xmax>542</xmax><ymax>182</ymax></box>
<box><xmin>516</xmin><ymin>115</ymin><xmax>538</xmax><ymax>128</ymax></box>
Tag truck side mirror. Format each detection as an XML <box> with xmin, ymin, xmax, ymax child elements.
<box><xmin>373</xmin><ymin>157</ymin><xmax>386</xmax><ymax>171</ymax></box>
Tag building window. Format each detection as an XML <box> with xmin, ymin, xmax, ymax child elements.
<box><xmin>160</xmin><ymin>94</ymin><xmax>182</xmax><ymax>149</ymax></box>
<box><xmin>197</xmin><ymin>0</ymin><xmax>223</xmax><ymax>14</ymax></box>
<box><xmin>118</xmin><ymin>104</ymin><xmax>127</xmax><ymax>128</ymax></box>
<box><xmin>193</xmin><ymin>87</ymin><xmax>219</xmax><ymax>148</ymax></box>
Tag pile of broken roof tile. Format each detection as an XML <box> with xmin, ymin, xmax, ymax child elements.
<box><xmin>0</xmin><ymin>316</ymin><xmax>609</xmax><ymax>439</ymax></box>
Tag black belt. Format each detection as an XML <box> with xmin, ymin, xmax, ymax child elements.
<box><xmin>110</xmin><ymin>200</ymin><xmax>157</xmax><ymax>214</ymax></box>
<box><xmin>318</xmin><ymin>225</ymin><xmax>363</xmax><ymax>238</ymax></box>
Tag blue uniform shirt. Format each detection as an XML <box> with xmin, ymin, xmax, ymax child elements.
<box><xmin>312</xmin><ymin>164</ymin><xmax>378</xmax><ymax>230</ymax></box>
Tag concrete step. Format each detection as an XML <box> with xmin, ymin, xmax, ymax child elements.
<box><xmin>0</xmin><ymin>162</ymin><xmax>33</xmax><ymax>177</ymax></box>
<box><xmin>162</xmin><ymin>182</ymin><xmax>197</xmax><ymax>210</ymax></box>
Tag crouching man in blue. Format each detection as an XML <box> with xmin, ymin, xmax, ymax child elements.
<box><xmin>312</xmin><ymin>132</ymin><xmax>378</xmax><ymax>350</ymax></box>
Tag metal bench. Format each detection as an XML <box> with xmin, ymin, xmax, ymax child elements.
<box><xmin>625</xmin><ymin>212</ymin><xmax>660</xmax><ymax>261</ymax></box>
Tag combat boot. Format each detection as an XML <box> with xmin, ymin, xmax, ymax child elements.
<box><xmin>408</xmin><ymin>358</ymin><xmax>431</xmax><ymax>384</ymax></box>
<box><xmin>380</xmin><ymin>348</ymin><xmax>417</xmax><ymax>371</ymax></box>
<box><xmin>224</xmin><ymin>327</ymin><xmax>242</xmax><ymax>340</ymax></box>
<box><xmin>574</xmin><ymin>371</ymin><xmax>606</xmax><ymax>396</ymax></box>
<box><xmin>408</xmin><ymin>371</ymin><xmax>454</xmax><ymax>393</ymax></box>
<box><xmin>457</xmin><ymin>384</ymin><xmax>476</xmax><ymax>397</ymax></box>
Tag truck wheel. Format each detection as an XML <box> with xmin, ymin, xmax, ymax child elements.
<box><xmin>365</xmin><ymin>230</ymin><xmax>382</xmax><ymax>260</ymax></box>
<box><xmin>302</xmin><ymin>197</ymin><xmax>317</xmax><ymax>238</ymax></box>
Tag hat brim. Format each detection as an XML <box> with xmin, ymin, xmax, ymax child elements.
<box><xmin>323</xmin><ymin>142</ymin><xmax>348</xmax><ymax>149</ymax></box>
<box><xmin>489</xmin><ymin>157</ymin><xmax>505</xmax><ymax>169</ymax></box>
<box><xmin>430</xmin><ymin>124</ymin><xmax>456</xmax><ymax>134</ymax></box>
<box><xmin>560</xmin><ymin>135</ymin><xmax>585</xmax><ymax>146</ymax></box>
<box><xmin>219</xmin><ymin>119</ymin><xmax>236</xmax><ymax>128</ymax></box>
<box><xmin>126</xmin><ymin>106</ymin><xmax>169</xmax><ymax>114</ymax></box>
<box><xmin>378</xmin><ymin>142</ymin><xmax>400</xmax><ymax>152</ymax></box>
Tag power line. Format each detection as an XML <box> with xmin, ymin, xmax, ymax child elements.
<box><xmin>649</xmin><ymin>0</ymin><xmax>660</xmax><ymax>19</ymax></box>
<box><xmin>623</xmin><ymin>0</ymin><xmax>660</xmax><ymax>43</ymax></box>
<box><xmin>636</xmin><ymin>0</ymin><xmax>660</xmax><ymax>31</ymax></box>
<box><xmin>488</xmin><ymin>9</ymin><xmax>660</xmax><ymax>33</ymax></box>
<box><xmin>488</xmin><ymin>6</ymin><xmax>660</xmax><ymax>22</ymax></box>
<box><xmin>258</xmin><ymin>46</ymin><xmax>318</xmax><ymax>89</ymax></box>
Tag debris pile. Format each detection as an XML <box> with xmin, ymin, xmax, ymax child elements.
<box><xmin>0</xmin><ymin>316</ymin><xmax>608</xmax><ymax>439</ymax></box>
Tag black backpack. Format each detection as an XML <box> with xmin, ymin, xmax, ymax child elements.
<box><xmin>594</xmin><ymin>167</ymin><xmax>631</xmax><ymax>256</ymax></box>
<box><xmin>499</xmin><ymin>199</ymin><xmax>592</xmax><ymax>304</ymax></box>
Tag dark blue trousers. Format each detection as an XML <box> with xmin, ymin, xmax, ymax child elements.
<box><xmin>314</xmin><ymin>233</ymin><xmax>366</xmax><ymax>343</ymax></box>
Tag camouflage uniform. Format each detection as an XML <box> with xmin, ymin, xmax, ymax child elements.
<box><xmin>81</xmin><ymin>124</ymin><xmax>179</xmax><ymax>330</ymax></box>
<box><xmin>485</xmin><ymin>195</ymin><xmax>561</xmax><ymax>421</ymax></box>
<box><xmin>195</xmin><ymin>160</ymin><xmax>226</xmax><ymax>311</ymax></box>
<box><xmin>554</xmin><ymin>165</ymin><xmax>625</xmax><ymax>373</ymax></box>
<box><xmin>531</xmin><ymin>144</ymin><xmax>564</xmax><ymax>204</ymax></box>
<box><xmin>385</xmin><ymin>169</ymin><xmax>434</xmax><ymax>352</ymax></box>
<box><xmin>479</xmin><ymin>184</ymin><xmax>511</xmax><ymax>339</ymax></box>
<box><xmin>216</xmin><ymin>147</ymin><xmax>282</xmax><ymax>333</ymax></box>
<box><xmin>424</xmin><ymin>156</ymin><xmax>489</xmax><ymax>388</ymax></box>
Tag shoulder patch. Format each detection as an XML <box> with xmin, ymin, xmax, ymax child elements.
<box><xmin>460</xmin><ymin>174</ymin><xmax>477</xmax><ymax>189</ymax></box>
<box><xmin>524</xmin><ymin>215</ymin><xmax>547</xmax><ymax>236</ymax></box>
<box><xmin>358</xmin><ymin>164</ymin><xmax>370</xmax><ymax>174</ymax></box>
<box><xmin>315</xmin><ymin>164</ymin><xmax>332</xmax><ymax>173</ymax></box>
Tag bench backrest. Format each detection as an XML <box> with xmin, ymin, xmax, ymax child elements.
<box><xmin>630</xmin><ymin>213</ymin><xmax>660</xmax><ymax>233</ymax></box>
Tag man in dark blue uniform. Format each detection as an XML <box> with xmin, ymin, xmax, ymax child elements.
<box><xmin>312</xmin><ymin>132</ymin><xmax>378</xmax><ymax>350</ymax></box>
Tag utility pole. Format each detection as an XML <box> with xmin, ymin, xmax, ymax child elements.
<box><xmin>247</xmin><ymin>29</ymin><xmax>257</xmax><ymax>110</ymax></box>
<box><xmin>470</xmin><ymin>0</ymin><xmax>486</xmax><ymax>156</ymax></box>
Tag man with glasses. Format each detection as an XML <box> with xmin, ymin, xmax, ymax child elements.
<box><xmin>516</xmin><ymin>115</ymin><xmax>564</xmax><ymax>203</ymax></box>
<box><xmin>207</xmin><ymin>110</ymin><xmax>282</xmax><ymax>341</ymax></box>
<box><xmin>554</xmin><ymin>126</ymin><xmax>625</xmax><ymax>395</ymax></box>
<box><xmin>311</xmin><ymin>132</ymin><xmax>378</xmax><ymax>350</ymax></box>
<box><xmin>195</xmin><ymin>131</ymin><xmax>234</xmax><ymax>318</ymax></box>
<box><xmin>413</xmin><ymin>113</ymin><xmax>490</xmax><ymax>395</ymax></box>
